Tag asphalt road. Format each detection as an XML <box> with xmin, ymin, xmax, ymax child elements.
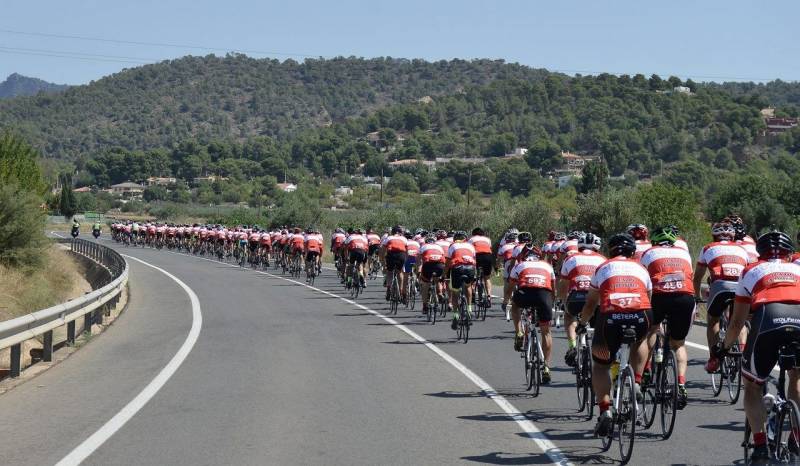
<box><xmin>0</xmin><ymin>239</ymin><xmax>748</xmax><ymax>465</ymax></box>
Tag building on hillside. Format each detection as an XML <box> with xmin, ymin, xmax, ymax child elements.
<box><xmin>673</xmin><ymin>86</ymin><xmax>692</xmax><ymax>95</ymax></box>
<box><xmin>417</xmin><ymin>95</ymin><xmax>433</xmax><ymax>104</ymax></box>
<box><xmin>335</xmin><ymin>186</ymin><xmax>353</xmax><ymax>196</ymax></box>
<box><xmin>764</xmin><ymin>117</ymin><xmax>799</xmax><ymax>135</ymax></box>
<box><xmin>388</xmin><ymin>159</ymin><xmax>436</xmax><ymax>170</ymax></box>
<box><xmin>434</xmin><ymin>157</ymin><xmax>488</xmax><ymax>165</ymax></box>
<box><xmin>761</xmin><ymin>107</ymin><xmax>776</xmax><ymax>118</ymax></box>
<box><xmin>277</xmin><ymin>183</ymin><xmax>297</xmax><ymax>193</ymax></box>
<box><xmin>110</xmin><ymin>182</ymin><xmax>144</xmax><ymax>198</ymax></box>
<box><xmin>146</xmin><ymin>176</ymin><xmax>177</xmax><ymax>186</ymax></box>
<box><xmin>73</xmin><ymin>186</ymin><xmax>92</xmax><ymax>193</ymax></box>
<box><xmin>560</xmin><ymin>151</ymin><xmax>602</xmax><ymax>174</ymax></box>
<box><xmin>504</xmin><ymin>147</ymin><xmax>528</xmax><ymax>158</ymax></box>
<box><xmin>193</xmin><ymin>175</ymin><xmax>228</xmax><ymax>184</ymax></box>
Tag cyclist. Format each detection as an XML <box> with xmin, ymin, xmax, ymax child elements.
<box><xmin>576</xmin><ymin>233</ymin><xmax>653</xmax><ymax>438</ymax></box>
<box><xmin>92</xmin><ymin>221</ymin><xmax>101</xmax><ymax>239</ymax></box>
<box><xmin>447</xmin><ymin>231</ymin><xmax>477</xmax><ymax>330</ymax></box>
<box><xmin>70</xmin><ymin>218</ymin><xmax>80</xmax><ymax>238</ymax></box>
<box><xmin>304</xmin><ymin>228</ymin><xmax>324</xmax><ymax>279</ymax></box>
<box><xmin>667</xmin><ymin>224</ymin><xmax>689</xmax><ymax>251</ymax></box>
<box><xmin>693</xmin><ymin>221</ymin><xmax>750</xmax><ymax>372</ymax></box>
<box><xmin>382</xmin><ymin>226</ymin><xmax>408</xmax><ymax>302</ymax></box>
<box><xmin>497</xmin><ymin>231</ymin><xmax>519</xmax><ymax>318</ymax></box>
<box><xmin>626</xmin><ymin>224</ymin><xmax>651</xmax><ymax>262</ymax></box>
<box><xmin>469</xmin><ymin>227</ymin><xmax>494</xmax><ymax>307</ymax></box>
<box><xmin>727</xmin><ymin>214</ymin><xmax>759</xmax><ymax>262</ymax></box>
<box><xmin>510</xmin><ymin>243</ymin><xmax>556</xmax><ymax>384</ymax></box>
<box><xmin>290</xmin><ymin>227</ymin><xmax>305</xmax><ymax>266</ymax></box>
<box><xmin>713</xmin><ymin>231</ymin><xmax>800</xmax><ymax>464</ymax></box>
<box><xmin>418</xmin><ymin>235</ymin><xmax>446</xmax><ymax>315</ymax></box>
<box><xmin>640</xmin><ymin>225</ymin><xmax>695</xmax><ymax>409</ymax></box>
<box><xmin>559</xmin><ymin>232</ymin><xmax>606</xmax><ymax>367</ymax></box>
<box><xmin>542</xmin><ymin>231</ymin><xmax>557</xmax><ymax>261</ymax></box>
<box><xmin>345</xmin><ymin>228</ymin><xmax>368</xmax><ymax>288</ymax></box>
<box><xmin>403</xmin><ymin>231</ymin><xmax>420</xmax><ymax>299</ymax></box>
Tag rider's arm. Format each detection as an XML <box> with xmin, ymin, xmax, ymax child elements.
<box><xmin>692</xmin><ymin>263</ymin><xmax>706</xmax><ymax>300</ymax></box>
<box><xmin>578</xmin><ymin>289</ymin><xmax>600</xmax><ymax>325</ymax></box>
<box><xmin>556</xmin><ymin>277</ymin><xmax>569</xmax><ymax>302</ymax></box>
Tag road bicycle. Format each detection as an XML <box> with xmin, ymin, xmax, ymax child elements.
<box><xmin>474</xmin><ymin>268</ymin><xmax>489</xmax><ymax>321</ymax></box>
<box><xmin>305</xmin><ymin>255</ymin><xmax>318</xmax><ymax>285</ymax></box>
<box><xmin>575</xmin><ymin>320</ymin><xmax>595</xmax><ymax>419</ymax></box>
<box><xmin>521</xmin><ymin>306</ymin><xmax>543</xmax><ymax>395</ymax></box>
<box><xmin>455</xmin><ymin>282</ymin><xmax>471</xmax><ymax>343</ymax></box>
<box><xmin>368</xmin><ymin>255</ymin><xmax>382</xmax><ymax>280</ymax></box>
<box><xmin>425</xmin><ymin>275</ymin><xmax>439</xmax><ymax>325</ymax></box>
<box><xmin>405</xmin><ymin>271</ymin><xmax>418</xmax><ymax>310</ymax></box>
<box><xmin>597</xmin><ymin>326</ymin><xmax>639</xmax><ymax>465</ymax></box>
<box><xmin>640</xmin><ymin>313</ymin><xmax>678</xmax><ymax>439</ymax></box>
<box><xmin>388</xmin><ymin>269</ymin><xmax>401</xmax><ymax>315</ymax></box>
<box><xmin>706</xmin><ymin>298</ymin><xmax>743</xmax><ymax>404</ymax></box>
<box><xmin>742</xmin><ymin>342</ymin><xmax>800</xmax><ymax>464</ymax></box>
<box><xmin>349</xmin><ymin>264</ymin><xmax>364</xmax><ymax>299</ymax></box>
<box><xmin>289</xmin><ymin>253</ymin><xmax>303</xmax><ymax>278</ymax></box>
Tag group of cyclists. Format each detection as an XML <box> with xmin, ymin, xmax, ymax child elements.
<box><xmin>96</xmin><ymin>213</ymin><xmax>800</xmax><ymax>464</ymax></box>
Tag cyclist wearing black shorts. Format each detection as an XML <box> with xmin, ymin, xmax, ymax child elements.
<box><xmin>382</xmin><ymin>226</ymin><xmax>408</xmax><ymax>301</ymax></box>
<box><xmin>714</xmin><ymin>231</ymin><xmax>800</xmax><ymax>464</ymax></box>
<box><xmin>417</xmin><ymin>235</ymin><xmax>446</xmax><ymax>315</ymax></box>
<box><xmin>469</xmin><ymin>227</ymin><xmax>494</xmax><ymax>305</ymax></box>
<box><xmin>345</xmin><ymin>228</ymin><xmax>368</xmax><ymax>287</ymax></box>
<box><xmin>558</xmin><ymin>233</ymin><xmax>605</xmax><ymax>367</ymax></box>
<box><xmin>510</xmin><ymin>244</ymin><xmax>556</xmax><ymax>384</ymax></box>
<box><xmin>446</xmin><ymin>231</ymin><xmax>476</xmax><ymax>330</ymax></box>
<box><xmin>577</xmin><ymin>233</ymin><xmax>653</xmax><ymax>438</ymax></box>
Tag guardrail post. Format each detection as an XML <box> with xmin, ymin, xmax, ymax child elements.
<box><xmin>67</xmin><ymin>320</ymin><xmax>76</xmax><ymax>344</ymax></box>
<box><xmin>10</xmin><ymin>344</ymin><xmax>21</xmax><ymax>377</ymax></box>
<box><xmin>43</xmin><ymin>330</ymin><xmax>53</xmax><ymax>362</ymax></box>
<box><xmin>84</xmin><ymin>313</ymin><xmax>92</xmax><ymax>335</ymax></box>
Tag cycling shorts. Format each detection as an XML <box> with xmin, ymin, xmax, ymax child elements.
<box><xmin>707</xmin><ymin>280</ymin><xmax>737</xmax><ymax>318</ymax></box>
<box><xmin>450</xmin><ymin>265</ymin><xmax>476</xmax><ymax>290</ymax></box>
<box><xmin>742</xmin><ymin>303</ymin><xmax>800</xmax><ymax>384</ymax></box>
<box><xmin>306</xmin><ymin>251</ymin><xmax>320</xmax><ymax>262</ymax></box>
<box><xmin>592</xmin><ymin>310</ymin><xmax>653</xmax><ymax>365</ymax></box>
<box><xmin>475</xmin><ymin>253</ymin><xmax>493</xmax><ymax>276</ymax></box>
<box><xmin>513</xmin><ymin>288</ymin><xmax>553</xmax><ymax>324</ymax></box>
<box><xmin>566</xmin><ymin>290</ymin><xmax>589</xmax><ymax>317</ymax></box>
<box><xmin>403</xmin><ymin>256</ymin><xmax>417</xmax><ymax>273</ymax></box>
<box><xmin>420</xmin><ymin>262</ymin><xmax>445</xmax><ymax>282</ymax></box>
<box><xmin>248</xmin><ymin>241</ymin><xmax>259</xmax><ymax>252</ymax></box>
<box><xmin>368</xmin><ymin>244</ymin><xmax>380</xmax><ymax>256</ymax></box>
<box><xmin>385</xmin><ymin>251</ymin><xmax>407</xmax><ymax>272</ymax></box>
<box><xmin>651</xmin><ymin>292</ymin><xmax>696</xmax><ymax>340</ymax></box>
<box><xmin>349</xmin><ymin>250</ymin><xmax>367</xmax><ymax>265</ymax></box>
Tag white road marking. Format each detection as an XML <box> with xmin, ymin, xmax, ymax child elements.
<box><xmin>55</xmin><ymin>255</ymin><xmax>203</xmax><ymax>466</ymax></box>
<box><xmin>156</xmin><ymin>250</ymin><xmax>572</xmax><ymax>465</ymax></box>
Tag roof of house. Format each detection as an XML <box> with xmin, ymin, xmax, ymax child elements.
<box><xmin>110</xmin><ymin>182</ymin><xmax>143</xmax><ymax>189</ymax></box>
<box><xmin>73</xmin><ymin>186</ymin><xmax>92</xmax><ymax>193</ymax></box>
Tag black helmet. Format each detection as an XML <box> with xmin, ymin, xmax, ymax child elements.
<box><xmin>472</xmin><ymin>227</ymin><xmax>484</xmax><ymax>236</ymax></box>
<box><xmin>403</xmin><ymin>231</ymin><xmax>413</xmax><ymax>239</ymax></box>
<box><xmin>424</xmin><ymin>235</ymin><xmax>436</xmax><ymax>244</ymax></box>
<box><xmin>756</xmin><ymin>230</ymin><xmax>794</xmax><ymax>258</ymax></box>
<box><xmin>608</xmin><ymin>233</ymin><xmax>637</xmax><ymax>258</ymax></box>
<box><xmin>518</xmin><ymin>231</ymin><xmax>533</xmax><ymax>244</ymax></box>
<box><xmin>391</xmin><ymin>225</ymin><xmax>404</xmax><ymax>235</ymax></box>
<box><xmin>453</xmin><ymin>230</ymin><xmax>468</xmax><ymax>241</ymax></box>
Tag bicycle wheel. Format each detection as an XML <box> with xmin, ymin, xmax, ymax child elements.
<box><xmin>725</xmin><ymin>346</ymin><xmax>742</xmax><ymax>404</ymax></box>
<box><xmin>659</xmin><ymin>349</ymin><xmax>678</xmax><ymax>440</ymax></box>
<box><xmin>529</xmin><ymin>328</ymin><xmax>541</xmax><ymax>396</ymax></box>
<box><xmin>618</xmin><ymin>367</ymin><xmax>637</xmax><ymax>465</ymax></box>
<box><xmin>524</xmin><ymin>332</ymin><xmax>533</xmax><ymax>389</ymax></box>
<box><xmin>743</xmin><ymin>419</ymin><xmax>752</xmax><ymax>464</ymax></box>
<box><xmin>641</xmin><ymin>354</ymin><xmax>658</xmax><ymax>429</ymax></box>
<box><xmin>775</xmin><ymin>399</ymin><xmax>800</xmax><ymax>463</ymax></box>
<box><xmin>462</xmin><ymin>302</ymin><xmax>470</xmax><ymax>343</ymax></box>
<box><xmin>575</xmin><ymin>346</ymin><xmax>586</xmax><ymax>411</ymax></box>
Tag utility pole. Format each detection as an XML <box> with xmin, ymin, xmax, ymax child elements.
<box><xmin>467</xmin><ymin>168</ymin><xmax>472</xmax><ymax>206</ymax></box>
<box><xmin>379</xmin><ymin>167</ymin><xmax>384</xmax><ymax>205</ymax></box>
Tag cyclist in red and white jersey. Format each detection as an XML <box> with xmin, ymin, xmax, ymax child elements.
<box><xmin>542</xmin><ymin>231</ymin><xmax>557</xmax><ymax>259</ymax></box>
<box><xmin>576</xmin><ymin>233</ymin><xmax>653</xmax><ymax>438</ymax></box>
<box><xmin>447</xmin><ymin>231</ymin><xmax>477</xmax><ymax>330</ymax></box>
<box><xmin>641</xmin><ymin>226</ymin><xmax>696</xmax><ymax>409</ymax></box>
<box><xmin>345</xmin><ymin>228</ymin><xmax>368</xmax><ymax>287</ymax></box>
<box><xmin>627</xmin><ymin>224</ymin><xmax>651</xmax><ymax>262</ymax></box>
<box><xmin>382</xmin><ymin>226</ymin><xmax>408</xmax><ymax>301</ymax></box>
<box><xmin>559</xmin><ymin>233</ymin><xmax>606</xmax><ymax>367</ymax></box>
<box><xmin>497</xmin><ymin>231</ymin><xmax>519</xmax><ymax>318</ymax></box>
<box><xmin>510</xmin><ymin>244</ymin><xmax>556</xmax><ymax>384</ymax></box>
<box><xmin>403</xmin><ymin>231</ymin><xmax>420</xmax><ymax>295</ymax></box>
<box><xmin>714</xmin><ymin>231</ymin><xmax>800</xmax><ymax>463</ymax></box>
<box><xmin>304</xmin><ymin>228</ymin><xmax>324</xmax><ymax>277</ymax></box>
<box><xmin>417</xmin><ymin>235</ymin><xmax>446</xmax><ymax>315</ymax></box>
<box><xmin>693</xmin><ymin>221</ymin><xmax>751</xmax><ymax>372</ymax></box>
<box><xmin>469</xmin><ymin>227</ymin><xmax>493</xmax><ymax>306</ymax></box>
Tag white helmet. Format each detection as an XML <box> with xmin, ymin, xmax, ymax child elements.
<box><xmin>578</xmin><ymin>233</ymin><xmax>602</xmax><ymax>251</ymax></box>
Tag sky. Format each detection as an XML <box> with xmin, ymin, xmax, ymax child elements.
<box><xmin>0</xmin><ymin>0</ymin><xmax>798</xmax><ymax>85</ymax></box>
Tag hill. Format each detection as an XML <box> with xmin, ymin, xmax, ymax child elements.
<box><xmin>0</xmin><ymin>55</ymin><xmax>549</xmax><ymax>159</ymax></box>
<box><xmin>0</xmin><ymin>73</ymin><xmax>68</xmax><ymax>99</ymax></box>
<box><xmin>708</xmin><ymin>80</ymin><xmax>800</xmax><ymax>110</ymax></box>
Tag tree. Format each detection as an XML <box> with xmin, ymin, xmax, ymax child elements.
<box><xmin>143</xmin><ymin>185</ymin><xmax>169</xmax><ymax>202</ymax></box>
<box><xmin>580</xmin><ymin>160</ymin><xmax>609</xmax><ymax>193</ymax></box>
<box><xmin>387</xmin><ymin>172</ymin><xmax>419</xmax><ymax>194</ymax></box>
<box><xmin>0</xmin><ymin>132</ymin><xmax>45</xmax><ymax>194</ymax></box>
<box><xmin>0</xmin><ymin>183</ymin><xmax>47</xmax><ymax>267</ymax></box>
<box><xmin>59</xmin><ymin>174</ymin><xmax>77</xmax><ymax>219</ymax></box>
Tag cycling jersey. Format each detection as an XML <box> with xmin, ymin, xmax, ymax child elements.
<box><xmin>542</xmin><ymin>240</ymin><xmax>556</xmax><ymax>256</ymax></box>
<box><xmin>560</xmin><ymin>250</ymin><xmax>607</xmax><ymax>292</ymax></box>
<box><xmin>290</xmin><ymin>234</ymin><xmax>304</xmax><ymax>250</ymax></box>
<box><xmin>590</xmin><ymin>256</ymin><xmax>652</xmax><ymax>313</ymax></box>
<box><xmin>406</xmin><ymin>239</ymin><xmax>420</xmax><ymax>257</ymax></box>
<box><xmin>259</xmin><ymin>233</ymin><xmax>271</xmax><ymax>246</ymax></box>
<box><xmin>497</xmin><ymin>242</ymin><xmax>516</xmax><ymax>262</ymax></box>
<box><xmin>331</xmin><ymin>232</ymin><xmax>346</xmax><ymax>250</ymax></box>
<box><xmin>435</xmin><ymin>239</ymin><xmax>452</xmax><ymax>257</ymax></box>
<box><xmin>697</xmin><ymin>241</ymin><xmax>750</xmax><ymax>282</ymax></box>
<box><xmin>735</xmin><ymin>259</ymin><xmax>800</xmax><ymax>310</ymax></box>
<box><xmin>448</xmin><ymin>242</ymin><xmax>476</xmax><ymax>267</ymax></box>
<box><xmin>366</xmin><ymin>233</ymin><xmax>381</xmax><ymax>246</ymax></box>
<box><xmin>633</xmin><ymin>240</ymin><xmax>652</xmax><ymax>262</ymax></box>
<box><xmin>559</xmin><ymin>239</ymin><xmax>579</xmax><ymax>257</ymax></box>
<box><xmin>305</xmin><ymin>233</ymin><xmax>324</xmax><ymax>253</ymax></box>
<box><xmin>249</xmin><ymin>233</ymin><xmax>260</xmax><ymax>243</ymax></box>
<box><xmin>419</xmin><ymin>244</ymin><xmax>446</xmax><ymax>264</ymax></box>
<box><xmin>346</xmin><ymin>234</ymin><xmax>368</xmax><ymax>251</ymax></box>
<box><xmin>640</xmin><ymin>245</ymin><xmax>694</xmax><ymax>295</ymax></box>
<box><xmin>738</xmin><ymin>237</ymin><xmax>759</xmax><ymax>262</ymax></box>
<box><xmin>382</xmin><ymin>234</ymin><xmax>408</xmax><ymax>252</ymax></box>
<box><xmin>674</xmin><ymin>238</ymin><xmax>689</xmax><ymax>251</ymax></box>
<box><xmin>510</xmin><ymin>260</ymin><xmax>555</xmax><ymax>290</ymax></box>
<box><xmin>468</xmin><ymin>235</ymin><xmax>492</xmax><ymax>254</ymax></box>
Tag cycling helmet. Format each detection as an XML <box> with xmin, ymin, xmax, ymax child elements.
<box><xmin>404</xmin><ymin>231</ymin><xmax>413</xmax><ymax>239</ymax></box>
<box><xmin>436</xmin><ymin>230</ymin><xmax>447</xmax><ymax>240</ymax></box>
<box><xmin>391</xmin><ymin>225</ymin><xmax>404</xmax><ymax>235</ymax></box>
<box><xmin>756</xmin><ymin>230</ymin><xmax>794</xmax><ymax>258</ymax></box>
<box><xmin>567</xmin><ymin>230</ymin><xmax>582</xmax><ymax>240</ymax></box>
<box><xmin>522</xmin><ymin>244</ymin><xmax>542</xmax><ymax>260</ymax></box>
<box><xmin>711</xmin><ymin>222</ymin><xmax>735</xmax><ymax>241</ymax></box>
<box><xmin>547</xmin><ymin>230</ymin><xmax>556</xmax><ymax>241</ymax></box>
<box><xmin>505</xmin><ymin>232</ymin><xmax>518</xmax><ymax>243</ymax></box>
<box><xmin>609</xmin><ymin>233</ymin><xmax>637</xmax><ymax>258</ymax></box>
<box><xmin>554</xmin><ymin>232</ymin><xmax>567</xmax><ymax>241</ymax></box>
<box><xmin>335</xmin><ymin>227</ymin><xmax>344</xmax><ymax>234</ymax></box>
<box><xmin>453</xmin><ymin>230</ymin><xmax>468</xmax><ymax>241</ymax></box>
<box><xmin>424</xmin><ymin>235</ymin><xmax>436</xmax><ymax>244</ymax></box>
<box><xmin>626</xmin><ymin>224</ymin><xmax>649</xmax><ymax>241</ymax></box>
<box><xmin>578</xmin><ymin>233</ymin><xmax>602</xmax><ymax>251</ymax></box>
<box><xmin>354</xmin><ymin>228</ymin><xmax>363</xmax><ymax>235</ymax></box>
<box><xmin>418</xmin><ymin>229</ymin><xmax>429</xmax><ymax>237</ymax></box>
<box><xmin>507</xmin><ymin>228</ymin><xmax>519</xmax><ymax>235</ymax></box>
<box><xmin>414</xmin><ymin>228</ymin><xmax>424</xmax><ymax>235</ymax></box>
<box><xmin>667</xmin><ymin>224</ymin><xmax>680</xmax><ymax>236</ymax></box>
<box><xmin>305</xmin><ymin>228</ymin><xmax>313</xmax><ymax>234</ymax></box>
<box><xmin>472</xmin><ymin>227</ymin><xmax>484</xmax><ymax>236</ymax></box>
<box><xmin>650</xmin><ymin>226</ymin><xmax>678</xmax><ymax>246</ymax></box>
<box><xmin>518</xmin><ymin>231</ymin><xmax>533</xmax><ymax>244</ymax></box>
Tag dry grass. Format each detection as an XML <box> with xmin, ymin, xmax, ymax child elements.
<box><xmin>0</xmin><ymin>248</ymin><xmax>87</xmax><ymax>322</ymax></box>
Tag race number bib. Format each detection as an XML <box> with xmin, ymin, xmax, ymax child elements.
<box><xmin>609</xmin><ymin>292</ymin><xmax>642</xmax><ymax>309</ymax></box>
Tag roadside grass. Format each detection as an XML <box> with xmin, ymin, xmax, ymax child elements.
<box><xmin>0</xmin><ymin>248</ymin><xmax>85</xmax><ymax>322</ymax></box>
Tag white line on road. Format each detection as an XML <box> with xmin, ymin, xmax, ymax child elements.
<box><xmin>159</xmin><ymin>251</ymin><xmax>571</xmax><ymax>465</ymax></box>
<box><xmin>55</xmin><ymin>255</ymin><xmax>203</xmax><ymax>466</ymax></box>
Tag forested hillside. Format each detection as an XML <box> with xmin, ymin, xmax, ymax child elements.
<box><xmin>0</xmin><ymin>73</ymin><xmax>68</xmax><ymax>99</ymax></box>
<box><xmin>709</xmin><ymin>80</ymin><xmax>800</xmax><ymax>110</ymax></box>
<box><xmin>0</xmin><ymin>55</ymin><xmax>548</xmax><ymax>158</ymax></box>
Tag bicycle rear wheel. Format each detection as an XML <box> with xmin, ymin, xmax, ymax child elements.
<box><xmin>775</xmin><ymin>399</ymin><xmax>800</xmax><ymax>463</ymax></box>
<box><xmin>575</xmin><ymin>347</ymin><xmax>586</xmax><ymax>412</ymax></box>
<box><xmin>725</xmin><ymin>346</ymin><xmax>742</xmax><ymax>404</ymax></box>
<box><xmin>659</xmin><ymin>349</ymin><xmax>678</xmax><ymax>439</ymax></box>
<box><xmin>641</xmin><ymin>354</ymin><xmax>658</xmax><ymax>429</ymax></box>
<box><xmin>618</xmin><ymin>367</ymin><xmax>637</xmax><ymax>465</ymax></box>
<box><xmin>462</xmin><ymin>303</ymin><xmax>470</xmax><ymax>343</ymax></box>
<box><xmin>528</xmin><ymin>328</ymin><xmax>541</xmax><ymax>396</ymax></box>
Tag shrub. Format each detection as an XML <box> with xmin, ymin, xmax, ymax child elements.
<box><xmin>0</xmin><ymin>184</ymin><xmax>47</xmax><ymax>267</ymax></box>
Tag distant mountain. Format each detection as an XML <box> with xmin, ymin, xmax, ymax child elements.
<box><xmin>0</xmin><ymin>73</ymin><xmax>68</xmax><ymax>99</ymax></box>
<box><xmin>0</xmin><ymin>55</ymin><xmax>549</xmax><ymax>159</ymax></box>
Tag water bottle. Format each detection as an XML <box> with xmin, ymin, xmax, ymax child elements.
<box><xmin>655</xmin><ymin>347</ymin><xmax>664</xmax><ymax>364</ymax></box>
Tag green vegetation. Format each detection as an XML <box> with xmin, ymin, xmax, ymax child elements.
<box><xmin>0</xmin><ymin>73</ymin><xmax>68</xmax><ymax>100</ymax></box>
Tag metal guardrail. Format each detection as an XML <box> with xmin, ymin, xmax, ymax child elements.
<box><xmin>0</xmin><ymin>238</ymin><xmax>128</xmax><ymax>378</ymax></box>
